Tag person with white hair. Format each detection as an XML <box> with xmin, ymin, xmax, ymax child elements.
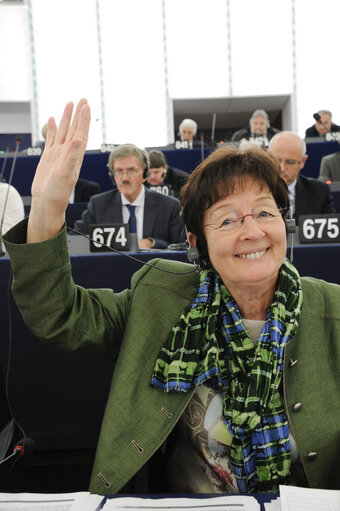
<box><xmin>178</xmin><ymin>118</ymin><xmax>199</xmax><ymax>148</ymax></box>
<box><xmin>231</xmin><ymin>109</ymin><xmax>279</xmax><ymax>148</ymax></box>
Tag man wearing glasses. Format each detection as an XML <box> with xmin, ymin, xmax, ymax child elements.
<box><xmin>74</xmin><ymin>144</ymin><xmax>185</xmax><ymax>248</ymax></box>
<box><xmin>269</xmin><ymin>132</ymin><xmax>335</xmax><ymax>224</ymax></box>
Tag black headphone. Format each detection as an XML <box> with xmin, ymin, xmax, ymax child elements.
<box><xmin>107</xmin><ymin>146</ymin><xmax>150</xmax><ymax>184</ymax></box>
<box><xmin>186</xmin><ymin>218</ymin><xmax>297</xmax><ymax>268</ymax></box>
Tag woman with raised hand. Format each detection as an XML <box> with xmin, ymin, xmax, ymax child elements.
<box><xmin>3</xmin><ymin>100</ymin><xmax>340</xmax><ymax>495</ymax></box>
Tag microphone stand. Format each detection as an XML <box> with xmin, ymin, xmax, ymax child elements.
<box><xmin>0</xmin><ymin>138</ymin><xmax>21</xmax><ymax>257</ymax></box>
<box><xmin>0</xmin><ymin>145</ymin><xmax>10</xmax><ymax>182</ymax></box>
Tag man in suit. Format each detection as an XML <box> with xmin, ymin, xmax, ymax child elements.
<box><xmin>269</xmin><ymin>131</ymin><xmax>335</xmax><ymax>225</ymax></box>
<box><xmin>305</xmin><ymin>109</ymin><xmax>340</xmax><ymax>141</ymax></box>
<box><xmin>318</xmin><ymin>152</ymin><xmax>340</xmax><ymax>182</ymax></box>
<box><xmin>147</xmin><ymin>150</ymin><xmax>189</xmax><ymax>199</ymax></box>
<box><xmin>74</xmin><ymin>144</ymin><xmax>185</xmax><ymax>249</ymax></box>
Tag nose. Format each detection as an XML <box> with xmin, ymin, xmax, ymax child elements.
<box><xmin>238</xmin><ymin>215</ymin><xmax>265</xmax><ymax>239</ymax></box>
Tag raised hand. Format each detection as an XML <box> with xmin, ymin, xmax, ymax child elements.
<box><xmin>28</xmin><ymin>99</ymin><xmax>91</xmax><ymax>243</ymax></box>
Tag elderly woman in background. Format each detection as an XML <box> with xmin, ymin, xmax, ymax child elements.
<box><xmin>3</xmin><ymin>100</ymin><xmax>340</xmax><ymax>495</ymax></box>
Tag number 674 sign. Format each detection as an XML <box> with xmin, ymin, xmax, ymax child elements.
<box><xmin>89</xmin><ymin>224</ymin><xmax>130</xmax><ymax>252</ymax></box>
<box><xmin>298</xmin><ymin>214</ymin><xmax>340</xmax><ymax>243</ymax></box>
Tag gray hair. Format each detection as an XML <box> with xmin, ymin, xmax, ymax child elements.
<box><xmin>249</xmin><ymin>109</ymin><xmax>270</xmax><ymax>128</ymax></box>
<box><xmin>179</xmin><ymin>118</ymin><xmax>197</xmax><ymax>135</ymax></box>
<box><xmin>317</xmin><ymin>109</ymin><xmax>332</xmax><ymax>119</ymax></box>
<box><xmin>108</xmin><ymin>143</ymin><xmax>150</xmax><ymax>172</ymax></box>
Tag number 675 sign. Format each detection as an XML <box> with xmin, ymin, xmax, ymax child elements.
<box><xmin>298</xmin><ymin>214</ymin><xmax>340</xmax><ymax>243</ymax></box>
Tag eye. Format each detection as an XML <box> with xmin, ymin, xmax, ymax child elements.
<box><xmin>258</xmin><ymin>210</ymin><xmax>274</xmax><ymax>218</ymax></box>
<box><xmin>220</xmin><ymin>218</ymin><xmax>234</xmax><ymax>226</ymax></box>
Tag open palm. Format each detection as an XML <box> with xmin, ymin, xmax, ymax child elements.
<box><xmin>28</xmin><ymin>99</ymin><xmax>91</xmax><ymax>242</ymax></box>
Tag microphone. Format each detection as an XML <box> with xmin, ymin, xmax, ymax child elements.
<box><xmin>0</xmin><ymin>145</ymin><xmax>10</xmax><ymax>182</ymax></box>
<box><xmin>211</xmin><ymin>112</ymin><xmax>217</xmax><ymax>147</ymax></box>
<box><xmin>0</xmin><ymin>136</ymin><xmax>22</xmax><ymax>257</ymax></box>
<box><xmin>313</xmin><ymin>113</ymin><xmax>340</xmax><ymax>144</ymax></box>
<box><xmin>0</xmin><ymin>437</ymin><xmax>35</xmax><ymax>466</ymax></box>
<box><xmin>200</xmin><ymin>132</ymin><xmax>205</xmax><ymax>161</ymax></box>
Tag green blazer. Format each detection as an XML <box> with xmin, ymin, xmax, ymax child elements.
<box><xmin>3</xmin><ymin>220</ymin><xmax>340</xmax><ymax>494</ymax></box>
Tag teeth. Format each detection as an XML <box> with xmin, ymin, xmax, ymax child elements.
<box><xmin>239</xmin><ymin>249</ymin><xmax>266</xmax><ymax>260</ymax></box>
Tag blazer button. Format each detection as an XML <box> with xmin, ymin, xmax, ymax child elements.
<box><xmin>306</xmin><ymin>451</ymin><xmax>318</xmax><ymax>461</ymax></box>
<box><xmin>292</xmin><ymin>402</ymin><xmax>302</xmax><ymax>412</ymax></box>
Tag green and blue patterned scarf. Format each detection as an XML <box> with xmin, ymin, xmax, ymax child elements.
<box><xmin>151</xmin><ymin>258</ymin><xmax>302</xmax><ymax>493</ymax></box>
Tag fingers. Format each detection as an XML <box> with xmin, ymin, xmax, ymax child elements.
<box><xmin>44</xmin><ymin>99</ymin><xmax>90</xmax><ymax>151</ymax></box>
<box><xmin>65</xmin><ymin>98</ymin><xmax>88</xmax><ymax>144</ymax></box>
<box><xmin>44</xmin><ymin>117</ymin><xmax>57</xmax><ymax>150</ymax></box>
<box><xmin>54</xmin><ymin>101</ymin><xmax>74</xmax><ymax>146</ymax></box>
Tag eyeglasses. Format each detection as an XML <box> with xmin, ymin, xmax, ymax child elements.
<box><xmin>277</xmin><ymin>159</ymin><xmax>303</xmax><ymax>167</ymax></box>
<box><xmin>203</xmin><ymin>207</ymin><xmax>287</xmax><ymax>235</ymax></box>
<box><xmin>112</xmin><ymin>167</ymin><xmax>143</xmax><ymax>177</ymax></box>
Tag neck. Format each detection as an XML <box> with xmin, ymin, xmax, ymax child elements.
<box><xmin>226</xmin><ymin>282</ymin><xmax>276</xmax><ymax>320</ymax></box>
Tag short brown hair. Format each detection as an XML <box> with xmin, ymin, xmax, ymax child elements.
<box><xmin>148</xmin><ymin>150</ymin><xmax>167</xmax><ymax>169</ymax></box>
<box><xmin>181</xmin><ymin>145</ymin><xmax>289</xmax><ymax>267</ymax></box>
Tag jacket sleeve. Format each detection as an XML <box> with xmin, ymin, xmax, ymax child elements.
<box><xmin>3</xmin><ymin>218</ymin><xmax>130</xmax><ymax>362</ymax></box>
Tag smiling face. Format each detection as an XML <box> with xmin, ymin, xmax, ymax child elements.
<box><xmin>200</xmin><ymin>179</ymin><xmax>287</xmax><ymax>299</ymax></box>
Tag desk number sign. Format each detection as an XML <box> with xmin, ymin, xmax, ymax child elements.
<box><xmin>89</xmin><ymin>224</ymin><xmax>129</xmax><ymax>252</ymax></box>
<box><xmin>298</xmin><ymin>214</ymin><xmax>340</xmax><ymax>243</ymax></box>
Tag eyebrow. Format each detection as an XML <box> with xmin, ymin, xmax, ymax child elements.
<box><xmin>209</xmin><ymin>194</ymin><xmax>276</xmax><ymax>216</ymax></box>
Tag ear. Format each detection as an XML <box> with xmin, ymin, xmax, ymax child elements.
<box><xmin>300</xmin><ymin>154</ymin><xmax>308</xmax><ymax>169</ymax></box>
<box><xmin>187</xmin><ymin>232</ymin><xmax>197</xmax><ymax>247</ymax></box>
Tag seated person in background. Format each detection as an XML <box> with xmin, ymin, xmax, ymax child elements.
<box><xmin>269</xmin><ymin>131</ymin><xmax>335</xmax><ymax>224</ymax></box>
<box><xmin>147</xmin><ymin>150</ymin><xmax>189</xmax><ymax>198</ymax></box>
<box><xmin>178</xmin><ymin>118</ymin><xmax>201</xmax><ymax>148</ymax></box>
<box><xmin>318</xmin><ymin>151</ymin><xmax>340</xmax><ymax>182</ymax></box>
<box><xmin>305</xmin><ymin>109</ymin><xmax>340</xmax><ymax>141</ymax></box>
<box><xmin>70</xmin><ymin>177</ymin><xmax>101</xmax><ymax>203</ymax></box>
<box><xmin>231</xmin><ymin>109</ymin><xmax>279</xmax><ymax>148</ymax></box>
<box><xmin>35</xmin><ymin>123</ymin><xmax>48</xmax><ymax>151</ymax></box>
<box><xmin>74</xmin><ymin>143</ymin><xmax>185</xmax><ymax>249</ymax></box>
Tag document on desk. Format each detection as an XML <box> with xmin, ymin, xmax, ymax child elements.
<box><xmin>0</xmin><ymin>492</ymin><xmax>104</xmax><ymax>511</ymax></box>
<box><xmin>101</xmin><ymin>495</ymin><xmax>260</xmax><ymax>511</ymax></box>
<box><xmin>279</xmin><ymin>485</ymin><xmax>340</xmax><ymax>511</ymax></box>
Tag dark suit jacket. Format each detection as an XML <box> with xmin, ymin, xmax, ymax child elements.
<box><xmin>74</xmin><ymin>178</ymin><xmax>101</xmax><ymax>203</ymax></box>
<box><xmin>294</xmin><ymin>174</ymin><xmax>335</xmax><ymax>224</ymax></box>
<box><xmin>74</xmin><ymin>187</ymin><xmax>185</xmax><ymax>248</ymax></box>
